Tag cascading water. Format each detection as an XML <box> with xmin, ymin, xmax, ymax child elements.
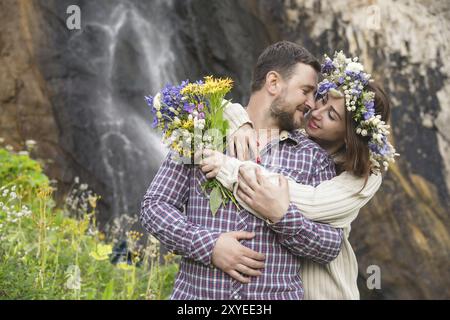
<box><xmin>57</xmin><ymin>0</ymin><xmax>182</xmax><ymax>224</ymax></box>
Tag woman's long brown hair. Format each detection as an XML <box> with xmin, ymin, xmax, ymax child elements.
<box><xmin>338</xmin><ymin>81</ymin><xmax>391</xmax><ymax>191</ymax></box>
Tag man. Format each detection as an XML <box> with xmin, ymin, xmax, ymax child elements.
<box><xmin>140</xmin><ymin>41</ymin><xmax>344</xmax><ymax>300</ymax></box>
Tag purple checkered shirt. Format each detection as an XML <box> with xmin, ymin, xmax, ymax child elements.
<box><xmin>140</xmin><ymin>130</ymin><xmax>343</xmax><ymax>300</ymax></box>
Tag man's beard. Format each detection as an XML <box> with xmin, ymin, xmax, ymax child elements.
<box><xmin>269</xmin><ymin>96</ymin><xmax>303</xmax><ymax>131</ymax></box>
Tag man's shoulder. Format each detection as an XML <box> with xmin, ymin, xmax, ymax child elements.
<box><xmin>290</xmin><ymin>130</ymin><xmax>336</xmax><ymax>181</ymax></box>
<box><xmin>290</xmin><ymin>130</ymin><xmax>329</xmax><ymax>157</ymax></box>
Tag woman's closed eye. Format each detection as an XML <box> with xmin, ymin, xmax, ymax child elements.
<box><xmin>328</xmin><ymin>110</ymin><xmax>335</xmax><ymax>121</ymax></box>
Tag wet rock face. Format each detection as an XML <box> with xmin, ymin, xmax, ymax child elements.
<box><xmin>0</xmin><ymin>0</ymin><xmax>448</xmax><ymax>299</ymax></box>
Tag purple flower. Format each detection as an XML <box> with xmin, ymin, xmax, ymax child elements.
<box><xmin>317</xmin><ymin>80</ymin><xmax>337</xmax><ymax>96</ymax></box>
<box><xmin>183</xmin><ymin>103</ymin><xmax>195</xmax><ymax>113</ymax></box>
<box><xmin>145</xmin><ymin>95</ymin><xmax>153</xmax><ymax>107</ymax></box>
<box><xmin>369</xmin><ymin>136</ymin><xmax>389</xmax><ymax>156</ymax></box>
<box><xmin>363</xmin><ymin>100</ymin><xmax>375</xmax><ymax>120</ymax></box>
<box><xmin>151</xmin><ymin>116</ymin><xmax>158</xmax><ymax>128</ymax></box>
<box><xmin>145</xmin><ymin>80</ymin><xmax>190</xmax><ymax>132</ymax></box>
<box><xmin>321</xmin><ymin>58</ymin><xmax>335</xmax><ymax>74</ymax></box>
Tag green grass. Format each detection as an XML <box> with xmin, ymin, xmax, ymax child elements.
<box><xmin>0</xmin><ymin>146</ymin><xmax>178</xmax><ymax>300</ymax></box>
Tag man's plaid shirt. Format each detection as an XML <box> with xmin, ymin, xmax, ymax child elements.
<box><xmin>140</xmin><ymin>130</ymin><xmax>343</xmax><ymax>300</ymax></box>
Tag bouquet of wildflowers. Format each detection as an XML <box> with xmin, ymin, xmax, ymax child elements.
<box><xmin>145</xmin><ymin>76</ymin><xmax>240</xmax><ymax>215</ymax></box>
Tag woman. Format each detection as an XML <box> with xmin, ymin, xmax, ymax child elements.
<box><xmin>200</xmin><ymin>51</ymin><xmax>398</xmax><ymax>299</ymax></box>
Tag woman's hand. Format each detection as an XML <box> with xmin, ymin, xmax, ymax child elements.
<box><xmin>236</xmin><ymin>167</ymin><xmax>290</xmax><ymax>223</ymax></box>
<box><xmin>228</xmin><ymin>123</ymin><xmax>260</xmax><ymax>162</ymax></box>
<box><xmin>199</xmin><ymin>149</ymin><xmax>228</xmax><ymax>179</ymax></box>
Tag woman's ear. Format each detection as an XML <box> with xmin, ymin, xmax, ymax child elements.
<box><xmin>265</xmin><ymin>71</ymin><xmax>281</xmax><ymax>96</ymax></box>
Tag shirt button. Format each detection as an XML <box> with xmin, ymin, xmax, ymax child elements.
<box><xmin>234</xmin><ymin>294</ymin><xmax>241</xmax><ymax>300</ymax></box>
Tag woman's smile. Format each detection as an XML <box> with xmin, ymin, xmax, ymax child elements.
<box><xmin>308</xmin><ymin>118</ymin><xmax>320</xmax><ymax>130</ymax></box>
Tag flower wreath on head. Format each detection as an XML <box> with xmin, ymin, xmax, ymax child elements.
<box><xmin>315</xmin><ymin>51</ymin><xmax>399</xmax><ymax>174</ymax></box>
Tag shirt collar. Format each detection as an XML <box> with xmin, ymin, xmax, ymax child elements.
<box><xmin>279</xmin><ymin>129</ymin><xmax>306</xmax><ymax>145</ymax></box>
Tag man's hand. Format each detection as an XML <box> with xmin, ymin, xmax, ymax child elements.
<box><xmin>228</xmin><ymin>123</ymin><xmax>259</xmax><ymax>162</ymax></box>
<box><xmin>211</xmin><ymin>231</ymin><xmax>265</xmax><ymax>283</ymax></box>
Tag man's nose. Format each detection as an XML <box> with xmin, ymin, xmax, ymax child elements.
<box><xmin>305</xmin><ymin>94</ymin><xmax>316</xmax><ymax>110</ymax></box>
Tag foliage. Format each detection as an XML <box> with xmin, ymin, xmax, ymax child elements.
<box><xmin>0</xmin><ymin>146</ymin><xmax>178</xmax><ymax>300</ymax></box>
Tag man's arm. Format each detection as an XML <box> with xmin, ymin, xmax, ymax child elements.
<box><xmin>267</xmin><ymin>204</ymin><xmax>344</xmax><ymax>264</ymax></box>
<box><xmin>268</xmin><ymin>148</ymin><xmax>343</xmax><ymax>264</ymax></box>
<box><xmin>139</xmin><ymin>153</ymin><xmax>220</xmax><ymax>266</ymax></box>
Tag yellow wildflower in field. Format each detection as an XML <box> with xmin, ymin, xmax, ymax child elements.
<box><xmin>37</xmin><ymin>185</ymin><xmax>53</xmax><ymax>199</ymax></box>
<box><xmin>88</xmin><ymin>195</ymin><xmax>99</xmax><ymax>209</ymax></box>
<box><xmin>116</xmin><ymin>262</ymin><xmax>135</xmax><ymax>271</ymax></box>
<box><xmin>127</xmin><ymin>230</ymin><xmax>143</xmax><ymax>241</ymax></box>
<box><xmin>164</xmin><ymin>252</ymin><xmax>177</xmax><ymax>264</ymax></box>
<box><xmin>89</xmin><ymin>244</ymin><xmax>113</xmax><ymax>261</ymax></box>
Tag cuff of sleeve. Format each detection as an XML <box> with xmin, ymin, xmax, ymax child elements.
<box><xmin>216</xmin><ymin>157</ymin><xmax>243</xmax><ymax>190</ymax></box>
<box><xmin>267</xmin><ymin>203</ymin><xmax>304</xmax><ymax>236</ymax></box>
<box><xmin>189</xmin><ymin>229</ymin><xmax>221</xmax><ymax>266</ymax></box>
<box><xmin>223</xmin><ymin>101</ymin><xmax>252</xmax><ymax>132</ymax></box>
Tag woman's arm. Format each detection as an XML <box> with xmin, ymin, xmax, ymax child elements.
<box><xmin>201</xmin><ymin>151</ymin><xmax>382</xmax><ymax>228</ymax></box>
<box><xmin>223</xmin><ymin>100</ymin><xmax>252</xmax><ymax>132</ymax></box>
<box><xmin>284</xmin><ymin>171</ymin><xmax>382</xmax><ymax>227</ymax></box>
<box><xmin>222</xmin><ymin>101</ymin><xmax>259</xmax><ymax>161</ymax></box>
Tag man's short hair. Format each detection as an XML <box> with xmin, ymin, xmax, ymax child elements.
<box><xmin>251</xmin><ymin>41</ymin><xmax>321</xmax><ymax>92</ymax></box>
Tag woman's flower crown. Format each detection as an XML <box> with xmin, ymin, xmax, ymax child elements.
<box><xmin>316</xmin><ymin>51</ymin><xmax>399</xmax><ymax>173</ymax></box>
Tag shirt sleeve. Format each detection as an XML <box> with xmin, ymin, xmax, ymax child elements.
<box><xmin>140</xmin><ymin>152</ymin><xmax>221</xmax><ymax>266</ymax></box>
<box><xmin>268</xmin><ymin>204</ymin><xmax>344</xmax><ymax>264</ymax></box>
<box><xmin>267</xmin><ymin>145</ymin><xmax>343</xmax><ymax>264</ymax></box>
<box><xmin>309</xmin><ymin>148</ymin><xmax>337</xmax><ymax>187</ymax></box>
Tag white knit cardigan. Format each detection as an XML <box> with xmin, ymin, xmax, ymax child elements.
<box><xmin>221</xmin><ymin>102</ymin><xmax>382</xmax><ymax>300</ymax></box>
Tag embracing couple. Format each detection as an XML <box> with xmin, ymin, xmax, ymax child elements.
<box><xmin>140</xmin><ymin>41</ymin><xmax>397</xmax><ymax>300</ymax></box>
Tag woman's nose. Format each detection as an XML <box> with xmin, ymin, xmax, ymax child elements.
<box><xmin>311</xmin><ymin>108</ymin><xmax>322</xmax><ymax>119</ymax></box>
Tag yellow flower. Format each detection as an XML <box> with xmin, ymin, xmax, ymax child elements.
<box><xmin>181</xmin><ymin>76</ymin><xmax>233</xmax><ymax>97</ymax></box>
<box><xmin>116</xmin><ymin>262</ymin><xmax>135</xmax><ymax>271</ymax></box>
<box><xmin>163</xmin><ymin>252</ymin><xmax>177</xmax><ymax>264</ymax></box>
<box><xmin>89</xmin><ymin>244</ymin><xmax>112</xmax><ymax>261</ymax></box>
<box><xmin>127</xmin><ymin>230</ymin><xmax>143</xmax><ymax>241</ymax></box>
<box><xmin>88</xmin><ymin>195</ymin><xmax>99</xmax><ymax>209</ymax></box>
<box><xmin>171</xmin><ymin>142</ymin><xmax>182</xmax><ymax>154</ymax></box>
<box><xmin>37</xmin><ymin>186</ymin><xmax>53</xmax><ymax>199</ymax></box>
<box><xmin>181</xmin><ymin>119</ymin><xmax>194</xmax><ymax>130</ymax></box>
<box><xmin>181</xmin><ymin>82</ymin><xmax>203</xmax><ymax>96</ymax></box>
<box><xmin>202</xmin><ymin>76</ymin><xmax>233</xmax><ymax>95</ymax></box>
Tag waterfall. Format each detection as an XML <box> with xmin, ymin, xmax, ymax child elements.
<box><xmin>63</xmin><ymin>0</ymin><xmax>180</xmax><ymax>222</ymax></box>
